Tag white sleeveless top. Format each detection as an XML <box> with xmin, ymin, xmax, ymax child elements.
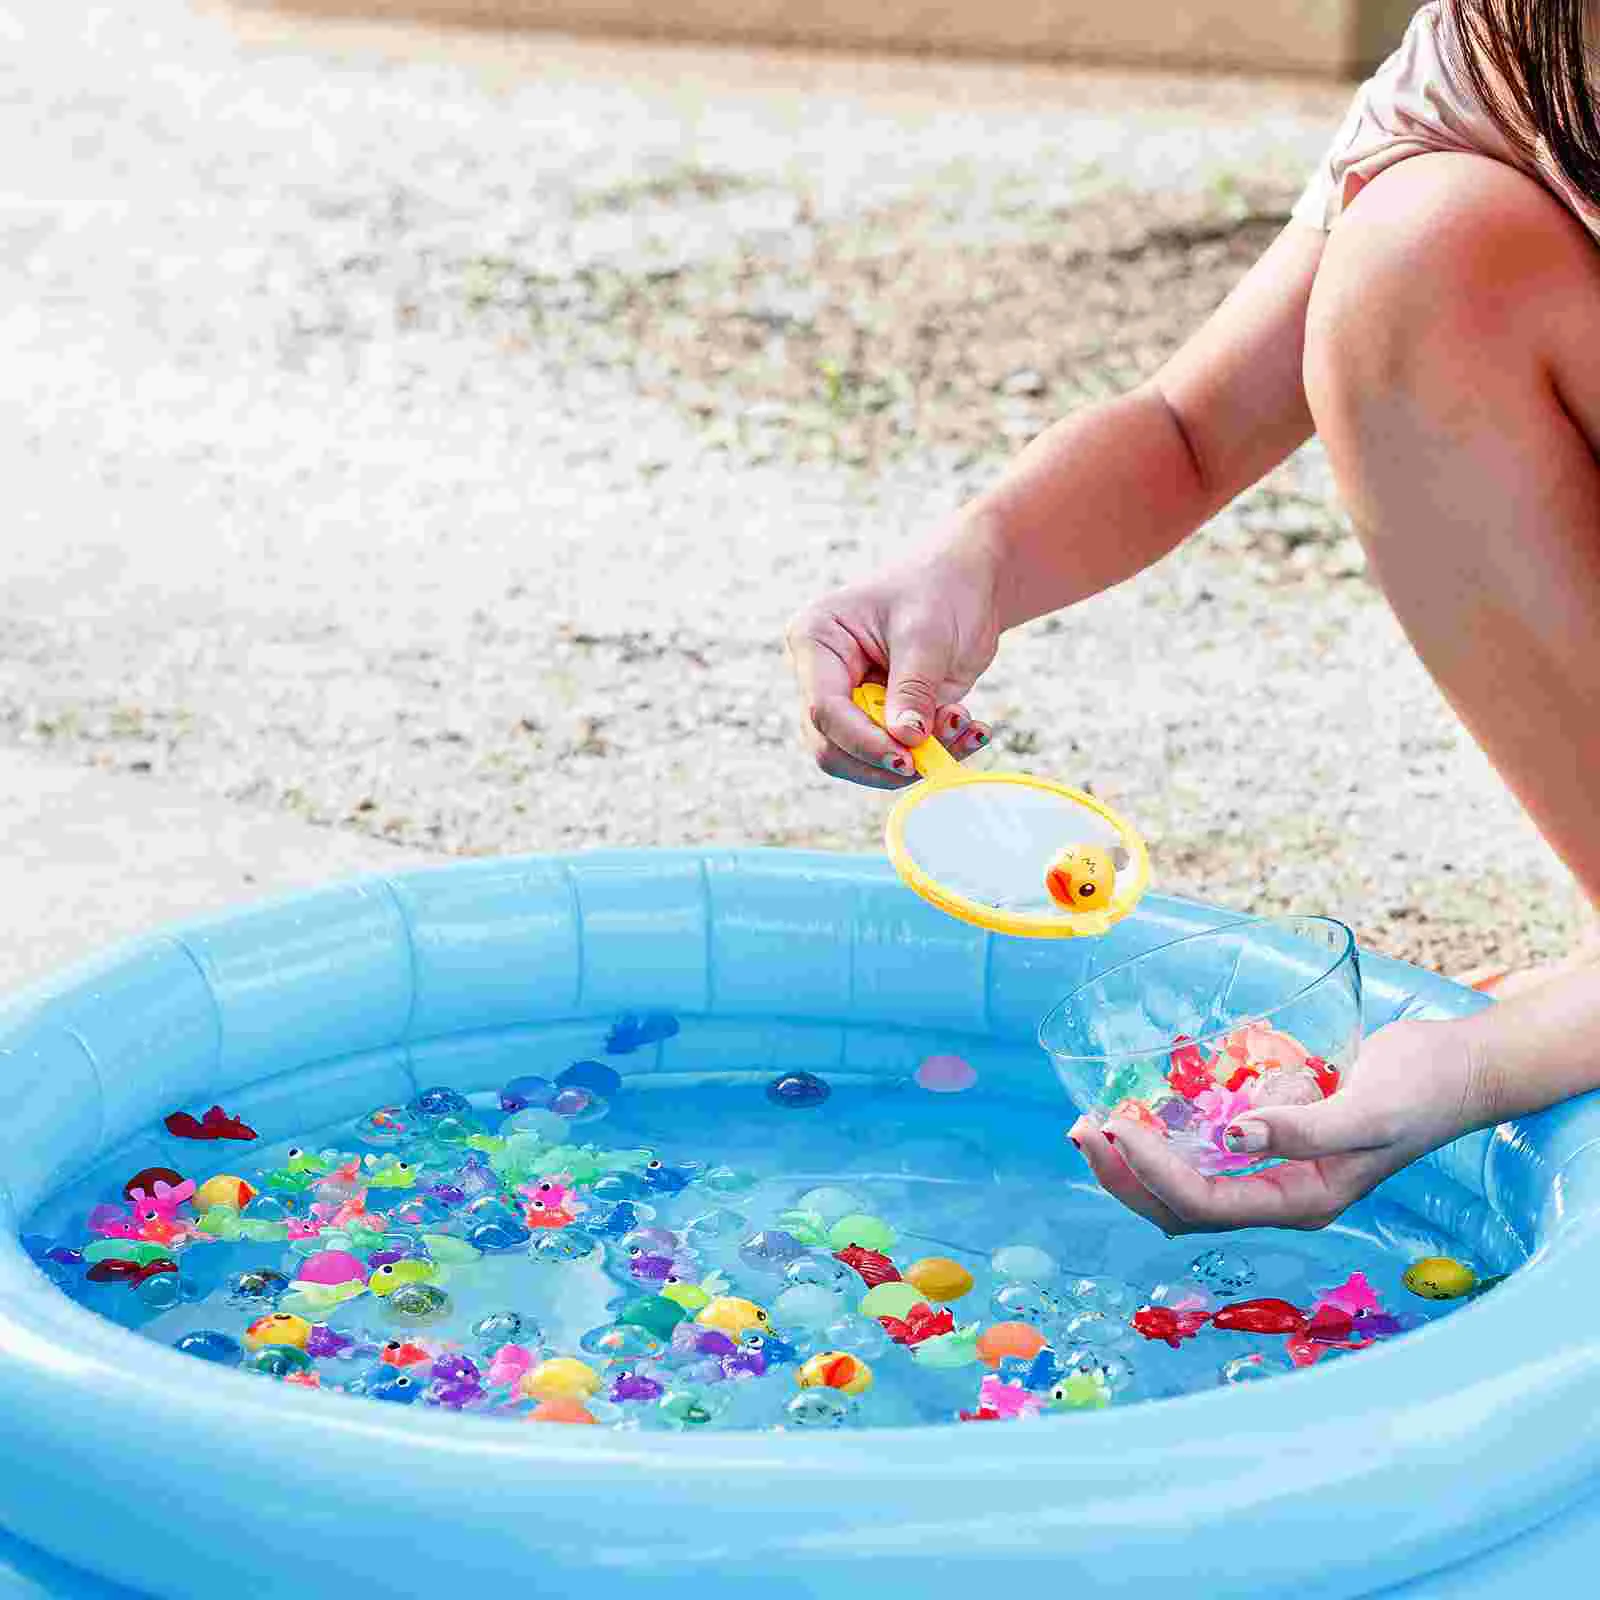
<box><xmin>1292</xmin><ymin>1</ymin><xmax>1600</xmax><ymax>242</ymax></box>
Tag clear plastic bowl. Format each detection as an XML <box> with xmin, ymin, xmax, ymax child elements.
<box><xmin>1038</xmin><ymin>915</ymin><xmax>1362</xmax><ymax>1176</ymax></box>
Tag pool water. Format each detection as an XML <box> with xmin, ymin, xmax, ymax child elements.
<box><xmin>23</xmin><ymin>1023</ymin><xmax>1505</xmax><ymax>1433</ymax></box>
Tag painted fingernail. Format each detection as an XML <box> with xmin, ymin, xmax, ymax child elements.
<box><xmin>1067</xmin><ymin>1135</ymin><xmax>1082</xmax><ymax>1151</ymax></box>
<box><xmin>895</xmin><ymin>713</ymin><xmax>927</xmax><ymax>738</ymax></box>
<box><xmin>1224</xmin><ymin>1120</ymin><xmax>1268</xmax><ymax>1154</ymax></box>
<box><xmin>1102</xmin><ymin>1131</ymin><xmax>1117</xmax><ymax>1147</ymax></box>
<box><xmin>945</xmin><ymin>709</ymin><xmax>968</xmax><ymax>735</ymax></box>
<box><xmin>972</xmin><ymin>728</ymin><xmax>990</xmax><ymax>746</ymax></box>
<box><xmin>886</xmin><ymin>753</ymin><xmax>914</xmax><ymax>776</ymax></box>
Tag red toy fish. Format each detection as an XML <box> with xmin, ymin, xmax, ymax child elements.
<box><xmin>381</xmin><ymin>1340</ymin><xmax>431</xmax><ymax>1368</ymax></box>
<box><xmin>1307</xmin><ymin>1056</ymin><xmax>1341</xmax><ymax>1097</ymax></box>
<box><xmin>878</xmin><ymin>1302</ymin><xmax>954</xmax><ymax>1346</ymax></box>
<box><xmin>1212</xmin><ymin>1298</ymin><xmax>1309</xmax><ymax>1336</ymax></box>
<box><xmin>1131</xmin><ymin>1305</ymin><xmax>1212</xmax><ymax>1348</ymax></box>
<box><xmin>834</xmin><ymin>1246</ymin><xmax>901</xmax><ymax>1287</ymax></box>
<box><xmin>1286</xmin><ymin>1329</ymin><xmax>1373</xmax><ymax>1368</ymax></box>
<box><xmin>85</xmin><ymin>1258</ymin><xmax>177</xmax><ymax>1287</ymax></box>
<box><xmin>958</xmin><ymin>1407</ymin><xmax>1003</xmax><ymax>1422</ymax></box>
<box><xmin>1222</xmin><ymin>1065</ymin><xmax>1261</xmax><ymax>1094</ymax></box>
<box><xmin>1167</xmin><ymin>1036</ymin><xmax>1214</xmax><ymax>1100</ymax></box>
<box><xmin>164</xmin><ymin>1105</ymin><xmax>257</xmax><ymax>1142</ymax></box>
<box><xmin>522</xmin><ymin>1203</ymin><xmax>577</xmax><ymax>1231</ymax></box>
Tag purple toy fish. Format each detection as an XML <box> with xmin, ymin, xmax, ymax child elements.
<box><xmin>609</xmin><ymin>1369</ymin><xmax>666</xmax><ymax>1403</ymax></box>
<box><xmin>628</xmin><ymin>1254</ymin><xmax>675</xmax><ymax>1285</ymax></box>
<box><xmin>305</xmin><ymin>1325</ymin><xmax>355</xmax><ymax>1360</ymax></box>
<box><xmin>431</xmin><ymin>1354</ymin><xmax>481</xmax><ymax>1386</ymax></box>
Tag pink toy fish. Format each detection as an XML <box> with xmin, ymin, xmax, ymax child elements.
<box><xmin>86</xmin><ymin>1205</ymin><xmax>143</xmax><ymax>1241</ymax></box>
<box><xmin>286</xmin><ymin>1216</ymin><xmax>325</xmax><ymax>1241</ymax></box>
<box><xmin>127</xmin><ymin>1177</ymin><xmax>196</xmax><ymax>1223</ymax></box>
<box><xmin>330</xmin><ymin>1190</ymin><xmax>382</xmax><ymax>1230</ymax></box>
<box><xmin>1314</xmin><ymin>1271</ymin><xmax>1381</xmax><ymax>1318</ymax></box>
<box><xmin>296</xmin><ymin>1250</ymin><xmax>368</xmax><ymax>1287</ymax></box>
<box><xmin>520</xmin><ymin>1177</ymin><xmax>580</xmax><ymax>1212</ymax></box>
<box><xmin>974</xmin><ymin>1375</ymin><xmax>1042</xmax><ymax>1420</ymax></box>
<box><xmin>313</xmin><ymin>1160</ymin><xmax>363</xmax><ymax>1200</ymax></box>
<box><xmin>486</xmin><ymin>1344</ymin><xmax>533</xmax><ymax>1388</ymax></box>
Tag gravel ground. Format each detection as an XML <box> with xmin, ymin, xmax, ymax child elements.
<box><xmin>0</xmin><ymin>1</ymin><xmax>1589</xmax><ymax>972</ymax></box>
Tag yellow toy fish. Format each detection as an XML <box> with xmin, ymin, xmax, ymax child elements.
<box><xmin>695</xmin><ymin>1296</ymin><xmax>771</xmax><ymax>1337</ymax></box>
<box><xmin>369</xmin><ymin>1259</ymin><xmax>440</xmax><ymax>1297</ymax></box>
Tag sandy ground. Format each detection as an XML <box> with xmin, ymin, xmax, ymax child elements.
<box><xmin>0</xmin><ymin>0</ymin><xmax>1589</xmax><ymax>976</ymax></box>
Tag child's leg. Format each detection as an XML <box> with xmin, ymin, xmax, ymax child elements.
<box><xmin>1302</xmin><ymin>152</ymin><xmax>1600</xmax><ymax>942</ymax></box>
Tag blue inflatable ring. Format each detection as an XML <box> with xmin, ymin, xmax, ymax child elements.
<box><xmin>3</xmin><ymin>849</ymin><xmax>1600</xmax><ymax>1599</ymax></box>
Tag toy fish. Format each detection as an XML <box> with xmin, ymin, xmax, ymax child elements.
<box><xmin>121</xmin><ymin>1167</ymin><xmax>184</xmax><ymax>1202</ymax></box>
<box><xmin>82</xmin><ymin>1239</ymin><xmax>178</xmax><ymax>1267</ymax></box>
<box><xmin>1132</xmin><ymin>1305</ymin><xmax>1214</xmax><ymax>1348</ymax></box>
<box><xmin>369</xmin><ymin>1259</ymin><xmax>439</xmax><ymax>1297</ymax></box>
<box><xmin>313</xmin><ymin>1160</ymin><xmax>363</xmax><ymax>1198</ymax></box>
<box><xmin>523</xmin><ymin>1201</ymin><xmax>579</xmax><ymax>1231</ymax></box>
<box><xmin>910</xmin><ymin>1327</ymin><xmax>983</xmax><ymax>1369</ymax></box>
<box><xmin>695</xmin><ymin>1297</ymin><xmax>770</xmax><ymax>1338</ymax></box>
<box><xmin>639</xmin><ymin>1160</ymin><xmax>693</xmax><ymax>1196</ymax></box>
<box><xmin>1307</xmin><ymin>1056</ymin><xmax>1341</xmax><ymax>1097</ymax></box>
<box><xmin>1048</xmin><ymin>1369</ymin><xmax>1113</xmax><ymax>1411</ymax></box>
<box><xmin>605</xmin><ymin>1011</ymin><xmax>680</xmax><ymax>1054</ymax></box>
<box><xmin>85</xmin><ymin>1205</ymin><xmax>143</xmax><ymax>1241</ymax></box>
<box><xmin>1401</xmin><ymin>1257</ymin><xmax>1477</xmax><ymax>1301</ymax></box>
<box><xmin>367</xmin><ymin>1372</ymin><xmax>424</xmax><ymax>1404</ymax></box>
<box><xmin>1211</xmin><ymin>1299</ymin><xmax>1306</xmax><ymax>1337</ymax></box>
<box><xmin>659</xmin><ymin>1270</ymin><xmax>729</xmax><ymax>1313</ymax></box>
<box><xmin>164</xmin><ymin>1105</ymin><xmax>257</xmax><ymax>1142</ymax></box>
<box><xmin>304</xmin><ymin>1325</ymin><xmax>354</xmax><ymax>1360</ymax></box>
<box><xmin>243</xmin><ymin>1313</ymin><xmax>312</xmax><ymax>1352</ymax></box>
<box><xmin>128</xmin><ymin>1177</ymin><xmax>196</xmax><ymax>1225</ymax></box>
<box><xmin>363</xmin><ymin>1156</ymin><xmax>417</xmax><ymax>1190</ymax></box>
<box><xmin>798</xmin><ymin>1351</ymin><xmax>872</xmax><ymax>1396</ymax></box>
<box><xmin>609</xmin><ymin>1369</ymin><xmax>665</xmax><ymax>1403</ymax></box>
<box><xmin>972</xmin><ymin>1374</ymin><xmax>1041</xmax><ymax>1420</ymax></box>
<box><xmin>621</xmin><ymin>1295</ymin><xmax>690</xmax><ymax>1341</ymax></box>
<box><xmin>834</xmin><ymin>1246</ymin><xmax>901</xmax><ymax>1288</ymax></box>
<box><xmin>1045</xmin><ymin>845</ymin><xmax>1118</xmax><ymax>913</ymax></box>
<box><xmin>86</xmin><ymin>1257</ymin><xmax>176</xmax><ymax>1287</ymax></box>
<box><xmin>628</xmin><ymin>1253</ymin><xmax>676</xmax><ymax>1284</ymax></box>
<box><xmin>878</xmin><ymin>1302</ymin><xmax>955</xmax><ymax>1347</ymax></box>
<box><xmin>1166</xmin><ymin>1035</ymin><xmax>1216</xmax><ymax>1099</ymax></box>
<box><xmin>380</xmin><ymin>1339</ymin><xmax>432</xmax><ymax>1368</ymax></box>
<box><xmin>722</xmin><ymin>1344</ymin><xmax>770</xmax><ymax>1380</ymax></box>
<box><xmin>486</xmin><ymin>1344</ymin><xmax>535</xmax><ymax>1388</ymax></box>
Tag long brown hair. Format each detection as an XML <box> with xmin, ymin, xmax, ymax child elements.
<box><xmin>1446</xmin><ymin>0</ymin><xmax>1600</xmax><ymax>205</ymax></box>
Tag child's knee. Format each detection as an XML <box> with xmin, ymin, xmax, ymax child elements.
<box><xmin>1303</xmin><ymin>152</ymin><xmax>1593</xmax><ymax>428</ymax></box>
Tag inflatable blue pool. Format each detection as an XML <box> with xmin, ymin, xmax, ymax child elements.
<box><xmin>3</xmin><ymin>848</ymin><xmax>1600</xmax><ymax>1599</ymax></box>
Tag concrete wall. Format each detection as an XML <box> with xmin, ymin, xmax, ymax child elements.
<box><xmin>231</xmin><ymin>0</ymin><xmax>1424</xmax><ymax>76</ymax></box>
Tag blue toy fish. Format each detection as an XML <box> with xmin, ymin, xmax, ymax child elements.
<box><xmin>605</xmin><ymin>1012</ymin><xmax>680</xmax><ymax>1055</ymax></box>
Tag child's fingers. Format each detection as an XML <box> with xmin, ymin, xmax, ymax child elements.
<box><xmin>932</xmin><ymin>705</ymin><xmax>992</xmax><ymax>761</ymax></box>
<box><xmin>785</xmin><ymin>614</ymin><xmax>912</xmax><ymax>776</ymax></box>
<box><xmin>1222</xmin><ymin>1094</ymin><xmax>1391</xmax><ymax>1163</ymax></box>
<box><xmin>804</xmin><ymin>730</ymin><xmax>915</xmax><ymax>790</ymax></box>
<box><xmin>1068</xmin><ymin>1118</ymin><xmax>1188</xmax><ymax>1235</ymax></box>
<box><xmin>1104</xmin><ymin>1119</ymin><xmax>1302</xmax><ymax>1231</ymax></box>
<box><xmin>950</xmin><ymin>721</ymin><xmax>992</xmax><ymax>760</ymax></box>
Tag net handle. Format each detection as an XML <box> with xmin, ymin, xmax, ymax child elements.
<box><xmin>851</xmin><ymin>683</ymin><xmax>960</xmax><ymax>779</ymax></box>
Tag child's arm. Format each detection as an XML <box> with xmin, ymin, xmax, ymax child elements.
<box><xmin>975</xmin><ymin>220</ymin><xmax>1327</xmax><ymax>629</ymax></box>
<box><xmin>1074</xmin><ymin>967</ymin><xmax>1600</xmax><ymax>1235</ymax></box>
<box><xmin>786</xmin><ymin>221</ymin><xmax>1328</xmax><ymax>774</ymax></box>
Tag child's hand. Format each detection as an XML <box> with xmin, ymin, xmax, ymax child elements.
<box><xmin>1069</xmin><ymin>1018</ymin><xmax>1489</xmax><ymax>1234</ymax></box>
<box><xmin>784</xmin><ymin>538</ymin><xmax>1000</xmax><ymax>788</ymax></box>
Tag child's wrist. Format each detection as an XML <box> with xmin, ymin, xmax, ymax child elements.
<box><xmin>940</xmin><ymin>502</ymin><xmax>1032</xmax><ymax>630</ymax></box>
